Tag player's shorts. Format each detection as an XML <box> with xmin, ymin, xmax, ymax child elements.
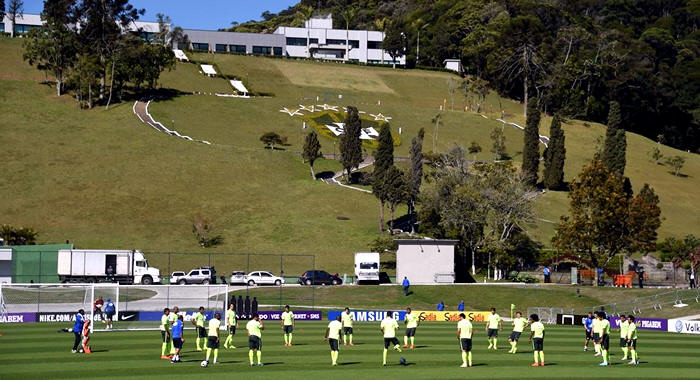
<box><xmin>460</xmin><ymin>338</ymin><xmax>472</xmax><ymax>351</ymax></box>
<box><xmin>343</xmin><ymin>326</ymin><xmax>353</xmax><ymax>335</ymax></box>
<box><xmin>601</xmin><ymin>335</ymin><xmax>610</xmax><ymax>350</ymax></box>
<box><xmin>509</xmin><ymin>331</ymin><xmax>522</xmax><ymax>341</ymax></box>
<box><xmin>585</xmin><ymin>330</ymin><xmax>592</xmax><ymax>340</ymax></box>
<box><xmin>593</xmin><ymin>333</ymin><xmax>600</xmax><ymax>342</ymax></box>
<box><xmin>532</xmin><ymin>337</ymin><xmax>544</xmax><ymax>351</ymax></box>
<box><xmin>620</xmin><ymin>338</ymin><xmax>627</xmax><ymax>347</ymax></box>
<box><xmin>229</xmin><ymin>326</ymin><xmax>236</xmax><ymax>335</ymax></box>
<box><xmin>329</xmin><ymin>338</ymin><xmax>339</xmax><ymax>351</ymax></box>
<box><xmin>105</xmin><ymin>311</ymin><xmax>115</xmax><ymax>321</ymax></box>
<box><xmin>173</xmin><ymin>338</ymin><xmax>183</xmax><ymax>349</ymax></box>
<box><xmin>161</xmin><ymin>331</ymin><xmax>170</xmax><ymax>343</ymax></box>
<box><xmin>283</xmin><ymin>325</ymin><xmax>294</xmax><ymax>334</ymax></box>
<box><xmin>197</xmin><ymin>326</ymin><xmax>207</xmax><ymax>338</ymax></box>
<box><xmin>627</xmin><ymin>339</ymin><xmax>636</xmax><ymax>349</ymax></box>
<box><xmin>405</xmin><ymin>328</ymin><xmax>416</xmax><ymax>337</ymax></box>
<box><xmin>207</xmin><ymin>336</ymin><xmax>219</xmax><ymax>349</ymax></box>
<box><xmin>487</xmin><ymin>328</ymin><xmax>499</xmax><ymax>338</ymax></box>
<box><xmin>383</xmin><ymin>337</ymin><xmax>399</xmax><ymax>349</ymax></box>
<box><xmin>249</xmin><ymin>335</ymin><xmax>261</xmax><ymax>350</ymax></box>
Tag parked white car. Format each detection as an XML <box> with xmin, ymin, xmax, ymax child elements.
<box><xmin>170</xmin><ymin>271</ymin><xmax>187</xmax><ymax>285</ymax></box>
<box><xmin>246</xmin><ymin>271</ymin><xmax>284</xmax><ymax>286</ymax></box>
<box><xmin>229</xmin><ymin>271</ymin><xmax>247</xmax><ymax>285</ymax></box>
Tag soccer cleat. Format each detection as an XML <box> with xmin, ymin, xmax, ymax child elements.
<box><xmin>249</xmin><ymin>363</ymin><xmax>255</xmax><ymax>367</ymax></box>
<box><xmin>160</xmin><ymin>355</ymin><xmax>170</xmax><ymax>359</ymax></box>
<box><xmin>213</xmin><ymin>360</ymin><xmax>218</xmax><ymax>365</ymax></box>
<box><xmin>257</xmin><ymin>363</ymin><xmax>264</xmax><ymax>367</ymax></box>
<box><xmin>196</xmin><ymin>349</ymin><xmax>203</xmax><ymax>352</ymax></box>
<box><xmin>584</xmin><ymin>347</ymin><xmax>588</xmax><ymax>352</ymax></box>
<box><xmin>343</xmin><ymin>342</ymin><xmax>347</xmax><ymax>346</ymax></box>
<box><xmin>487</xmin><ymin>345</ymin><xmax>492</xmax><ymax>349</ymax></box>
<box><xmin>410</xmin><ymin>345</ymin><xmax>415</xmax><ymax>349</ymax></box>
<box><xmin>540</xmin><ymin>363</ymin><xmax>545</xmax><ymax>367</ymax></box>
<box><xmin>599</xmin><ymin>362</ymin><xmax>608</xmax><ymax>366</ymax></box>
<box><xmin>395</xmin><ymin>347</ymin><xmax>402</xmax><ymax>352</ymax></box>
<box><xmin>594</xmin><ymin>352</ymin><xmax>601</xmax><ymax>356</ymax></box>
<box><xmin>402</xmin><ymin>344</ymin><xmax>409</xmax><ymax>348</ymax></box>
<box><xmin>460</xmin><ymin>363</ymin><xmax>468</xmax><ymax>368</ymax></box>
<box><xmin>71</xmin><ymin>350</ymin><xmax>77</xmax><ymax>354</ymax></box>
<box><xmin>349</xmin><ymin>342</ymin><xmax>354</xmax><ymax>346</ymax></box>
<box><xmin>167</xmin><ymin>355</ymin><xmax>173</xmax><ymax>359</ymax></box>
<box><xmin>621</xmin><ymin>356</ymin><xmax>627</xmax><ymax>360</ymax></box>
<box><xmin>531</xmin><ymin>363</ymin><xmax>539</xmax><ymax>367</ymax></box>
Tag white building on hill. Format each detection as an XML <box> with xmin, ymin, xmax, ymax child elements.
<box><xmin>1</xmin><ymin>13</ymin><xmax>162</xmax><ymax>40</ymax></box>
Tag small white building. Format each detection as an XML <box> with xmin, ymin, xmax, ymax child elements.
<box><xmin>395</xmin><ymin>239</ymin><xmax>458</xmax><ymax>284</ymax></box>
<box><xmin>1</xmin><ymin>13</ymin><xmax>163</xmax><ymax>39</ymax></box>
<box><xmin>444</xmin><ymin>59</ymin><xmax>463</xmax><ymax>74</ymax></box>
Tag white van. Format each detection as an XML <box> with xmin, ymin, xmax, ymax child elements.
<box><xmin>354</xmin><ymin>252</ymin><xmax>380</xmax><ymax>284</ymax></box>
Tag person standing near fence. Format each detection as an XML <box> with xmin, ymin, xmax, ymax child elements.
<box><xmin>224</xmin><ymin>303</ymin><xmax>238</xmax><ymax>349</ymax></box>
<box><xmin>402</xmin><ymin>277</ymin><xmax>410</xmax><ymax>296</ymax></box>
<box><xmin>71</xmin><ymin>309</ymin><xmax>85</xmax><ymax>353</ymax></box>
<box><xmin>543</xmin><ymin>266</ymin><xmax>551</xmax><ymax>283</ymax></box>
<box><xmin>689</xmin><ymin>271</ymin><xmax>695</xmax><ymax>289</ymax></box>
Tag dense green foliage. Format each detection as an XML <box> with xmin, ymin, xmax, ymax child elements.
<box><xmin>241</xmin><ymin>0</ymin><xmax>700</xmax><ymax>152</ymax></box>
<box><xmin>602</xmin><ymin>101</ymin><xmax>627</xmax><ymax>176</ymax></box>
<box><xmin>339</xmin><ymin>106</ymin><xmax>363</xmax><ymax>181</ymax></box>
<box><xmin>372</xmin><ymin>123</ymin><xmax>394</xmax><ymax>232</ymax></box>
<box><xmin>521</xmin><ymin>97</ymin><xmax>541</xmax><ymax>186</ymax></box>
<box><xmin>302</xmin><ymin>130</ymin><xmax>323</xmax><ymax>179</ymax></box>
<box><xmin>543</xmin><ymin>114</ymin><xmax>566</xmax><ymax>190</ymax></box>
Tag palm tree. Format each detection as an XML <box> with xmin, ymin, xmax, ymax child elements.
<box><xmin>296</xmin><ymin>5</ymin><xmax>314</xmax><ymax>58</ymax></box>
<box><xmin>340</xmin><ymin>8</ymin><xmax>356</xmax><ymax>61</ymax></box>
<box><xmin>374</xmin><ymin>17</ymin><xmax>389</xmax><ymax>65</ymax></box>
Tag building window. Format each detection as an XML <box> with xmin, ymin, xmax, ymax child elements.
<box><xmin>310</xmin><ymin>38</ymin><xmax>318</xmax><ymax>44</ymax></box>
<box><xmin>215</xmin><ymin>44</ymin><xmax>227</xmax><ymax>52</ymax></box>
<box><xmin>253</xmin><ymin>46</ymin><xmax>271</xmax><ymax>55</ymax></box>
<box><xmin>13</xmin><ymin>24</ymin><xmax>40</xmax><ymax>34</ymax></box>
<box><xmin>192</xmin><ymin>43</ymin><xmax>209</xmax><ymax>51</ymax></box>
<box><xmin>286</xmin><ymin>37</ymin><xmax>307</xmax><ymax>46</ymax></box>
<box><xmin>326</xmin><ymin>39</ymin><xmax>345</xmax><ymax>45</ymax></box>
<box><xmin>273</xmin><ymin>47</ymin><xmax>283</xmax><ymax>56</ymax></box>
<box><xmin>230</xmin><ymin>44</ymin><xmax>246</xmax><ymax>53</ymax></box>
<box><xmin>0</xmin><ymin>23</ymin><xmax>4</xmax><ymax>33</ymax></box>
<box><xmin>367</xmin><ymin>41</ymin><xmax>382</xmax><ymax>49</ymax></box>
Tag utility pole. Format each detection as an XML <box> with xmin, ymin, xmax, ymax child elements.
<box><xmin>417</xmin><ymin>23</ymin><xmax>429</xmax><ymax>65</ymax></box>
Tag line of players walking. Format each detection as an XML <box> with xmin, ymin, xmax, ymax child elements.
<box><xmin>156</xmin><ymin>305</ymin><xmax>640</xmax><ymax>368</ymax></box>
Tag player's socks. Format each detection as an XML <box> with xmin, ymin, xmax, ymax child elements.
<box><xmin>487</xmin><ymin>337</ymin><xmax>492</xmax><ymax>348</ymax></box>
<box><xmin>534</xmin><ymin>351</ymin><xmax>538</xmax><ymax>363</ymax></box>
<box><xmin>539</xmin><ymin>351</ymin><xmax>545</xmax><ymax>364</ymax></box>
<box><xmin>461</xmin><ymin>351</ymin><xmax>467</xmax><ymax>365</ymax></box>
<box><xmin>468</xmin><ymin>352</ymin><xmax>472</xmax><ymax>366</ymax></box>
<box><xmin>349</xmin><ymin>334</ymin><xmax>353</xmax><ymax>344</ymax></box>
<box><xmin>289</xmin><ymin>333</ymin><xmax>293</xmax><ymax>345</ymax></box>
<box><xmin>343</xmin><ymin>335</ymin><xmax>347</xmax><ymax>345</ymax></box>
<box><xmin>493</xmin><ymin>338</ymin><xmax>498</xmax><ymax>349</ymax></box>
<box><xmin>404</xmin><ymin>336</ymin><xmax>408</xmax><ymax>346</ymax></box>
<box><xmin>170</xmin><ymin>342</ymin><xmax>176</xmax><ymax>354</ymax></box>
<box><xmin>410</xmin><ymin>336</ymin><xmax>415</xmax><ymax>346</ymax></box>
<box><xmin>206</xmin><ymin>348</ymin><xmax>211</xmax><ymax>361</ymax></box>
<box><xmin>161</xmin><ymin>342</ymin><xmax>167</xmax><ymax>356</ymax></box>
<box><xmin>196</xmin><ymin>338</ymin><xmax>202</xmax><ymax>351</ymax></box>
<box><xmin>256</xmin><ymin>350</ymin><xmax>262</xmax><ymax>364</ymax></box>
<box><xmin>248</xmin><ymin>350</ymin><xmax>254</xmax><ymax>365</ymax></box>
<box><xmin>395</xmin><ymin>344</ymin><xmax>402</xmax><ymax>352</ymax></box>
<box><xmin>382</xmin><ymin>349</ymin><xmax>388</xmax><ymax>365</ymax></box>
<box><xmin>213</xmin><ymin>349</ymin><xmax>218</xmax><ymax>362</ymax></box>
<box><xmin>602</xmin><ymin>349</ymin><xmax>608</xmax><ymax>364</ymax></box>
<box><xmin>594</xmin><ymin>343</ymin><xmax>600</xmax><ymax>354</ymax></box>
<box><xmin>284</xmin><ymin>334</ymin><xmax>289</xmax><ymax>345</ymax></box>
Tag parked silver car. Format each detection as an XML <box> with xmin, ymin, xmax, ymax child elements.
<box><xmin>170</xmin><ymin>271</ymin><xmax>187</xmax><ymax>285</ymax></box>
<box><xmin>246</xmin><ymin>271</ymin><xmax>284</xmax><ymax>286</ymax></box>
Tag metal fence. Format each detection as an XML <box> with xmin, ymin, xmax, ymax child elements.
<box><xmin>586</xmin><ymin>288</ymin><xmax>700</xmax><ymax>316</ymax></box>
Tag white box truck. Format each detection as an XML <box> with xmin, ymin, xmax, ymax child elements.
<box><xmin>57</xmin><ymin>250</ymin><xmax>161</xmax><ymax>285</ymax></box>
<box><xmin>354</xmin><ymin>252</ymin><xmax>380</xmax><ymax>284</ymax></box>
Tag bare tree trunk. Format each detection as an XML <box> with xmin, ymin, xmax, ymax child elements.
<box><xmin>56</xmin><ymin>77</ymin><xmax>62</xmax><ymax>97</ymax></box>
<box><xmin>105</xmin><ymin>58</ymin><xmax>116</xmax><ymax>109</ymax></box>
<box><xmin>378</xmin><ymin>201</ymin><xmax>384</xmax><ymax>233</ymax></box>
<box><xmin>471</xmin><ymin>248</ymin><xmax>476</xmax><ymax>275</ymax></box>
<box><xmin>389</xmin><ymin>204</ymin><xmax>395</xmax><ymax>233</ymax></box>
<box><xmin>523</xmin><ymin>46</ymin><xmax>529</xmax><ymax>118</ymax></box>
<box><xmin>346</xmin><ymin>27</ymin><xmax>349</xmax><ymax>61</ymax></box>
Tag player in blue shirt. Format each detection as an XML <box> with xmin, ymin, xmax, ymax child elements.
<box><xmin>72</xmin><ymin>309</ymin><xmax>85</xmax><ymax>353</ymax></box>
<box><xmin>104</xmin><ymin>298</ymin><xmax>116</xmax><ymax>330</ymax></box>
<box><xmin>171</xmin><ymin>315</ymin><xmax>184</xmax><ymax>363</ymax></box>
<box><xmin>583</xmin><ymin>312</ymin><xmax>594</xmax><ymax>352</ymax></box>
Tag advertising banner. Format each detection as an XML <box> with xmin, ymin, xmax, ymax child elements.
<box><xmin>139</xmin><ymin>310</ymin><xmax>321</xmax><ymax>322</ymax></box>
<box><xmin>256</xmin><ymin>311</ymin><xmax>322</xmax><ymax>321</ymax></box>
<box><xmin>328</xmin><ymin>310</ymin><xmax>406</xmax><ymax>322</ymax></box>
<box><xmin>610</xmin><ymin>317</ymin><xmax>667</xmax><ymax>331</ymax></box>
<box><xmin>415</xmin><ymin>311</ymin><xmax>491</xmax><ymax>323</ymax></box>
<box><xmin>668</xmin><ymin>319</ymin><xmax>700</xmax><ymax>334</ymax></box>
<box><xmin>138</xmin><ymin>310</ymin><xmax>223</xmax><ymax>322</ymax></box>
<box><xmin>0</xmin><ymin>313</ymin><xmax>37</xmax><ymax>323</ymax></box>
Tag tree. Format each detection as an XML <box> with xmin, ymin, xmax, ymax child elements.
<box><xmin>407</xmin><ymin>128</ymin><xmax>424</xmax><ymax>232</ymax></box>
<box><xmin>649</xmin><ymin>146</ymin><xmax>663</xmax><ymax>165</ymax></box>
<box><xmin>339</xmin><ymin>7</ymin><xmax>356</xmax><ymax>62</ymax></box>
<box><xmin>302</xmin><ymin>130</ymin><xmax>322</xmax><ymax>179</ymax></box>
<box><xmin>374</xmin><ymin>17</ymin><xmax>388</xmax><ymax>65</ymax></box>
<box><xmin>372</xmin><ymin>123</ymin><xmax>394</xmax><ymax>232</ymax></box>
<box><xmin>0</xmin><ymin>224</ymin><xmax>38</xmax><ymax>245</ymax></box>
<box><xmin>468</xmin><ymin>141</ymin><xmax>482</xmax><ymax>161</ymax></box>
<box><xmin>383</xmin><ymin>19</ymin><xmax>405</xmax><ymax>68</ymax></box>
<box><xmin>7</xmin><ymin>0</ymin><xmax>23</xmax><ymax>38</ymax></box>
<box><xmin>192</xmin><ymin>214</ymin><xmax>222</xmax><ymax>248</ymax></box>
<box><xmin>463</xmin><ymin>77</ymin><xmax>489</xmax><ymax>113</ymax></box>
<box><xmin>295</xmin><ymin>5</ymin><xmax>314</xmax><ymax>58</ymax></box>
<box><xmin>339</xmin><ymin>106</ymin><xmax>363</xmax><ymax>182</ymax></box>
<box><xmin>0</xmin><ymin>1</ymin><xmax>5</xmax><ymax>24</ymax></box>
<box><xmin>490</xmin><ymin>125</ymin><xmax>506</xmax><ymax>160</ymax></box>
<box><xmin>602</xmin><ymin>101</ymin><xmax>626</xmax><ymax>176</ymax></box>
<box><xmin>260</xmin><ymin>132</ymin><xmax>284</xmax><ymax>150</ymax></box>
<box><xmin>446</xmin><ymin>77</ymin><xmax>458</xmax><ymax>111</ymax></box>
<box><xmin>627</xmin><ymin>184</ymin><xmax>662</xmax><ymax>253</ymax></box>
<box><xmin>383</xmin><ymin>165</ymin><xmax>408</xmax><ymax>233</ymax></box>
<box><xmin>521</xmin><ymin>97</ymin><xmax>541</xmax><ymax>186</ymax></box>
<box><xmin>665</xmin><ymin>156</ymin><xmax>686</xmax><ymax>176</ymax></box>
<box><xmin>543</xmin><ymin>114</ymin><xmax>566</xmax><ymax>190</ymax></box>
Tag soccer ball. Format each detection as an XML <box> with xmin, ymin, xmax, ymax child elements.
<box><xmin>200</xmin><ymin>360</ymin><xmax>208</xmax><ymax>367</ymax></box>
<box><xmin>399</xmin><ymin>357</ymin><xmax>407</xmax><ymax>365</ymax></box>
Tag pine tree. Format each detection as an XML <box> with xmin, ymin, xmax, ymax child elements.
<box><xmin>373</xmin><ymin>123</ymin><xmax>394</xmax><ymax>232</ymax></box>
<box><xmin>602</xmin><ymin>101</ymin><xmax>626</xmax><ymax>176</ymax></box>
<box><xmin>384</xmin><ymin>165</ymin><xmax>408</xmax><ymax>233</ymax></box>
<box><xmin>302</xmin><ymin>130</ymin><xmax>322</xmax><ymax>179</ymax></box>
<box><xmin>490</xmin><ymin>125</ymin><xmax>506</xmax><ymax>160</ymax></box>
<box><xmin>407</xmin><ymin>128</ymin><xmax>425</xmax><ymax>232</ymax></box>
<box><xmin>340</xmin><ymin>106</ymin><xmax>363</xmax><ymax>182</ymax></box>
<box><xmin>543</xmin><ymin>114</ymin><xmax>566</xmax><ymax>190</ymax></box>
<box><xmin>627</xmin><ymin>184</ymin><xmax>661</xmax><ymax>253</ymax></box>
<box><xmin>521</xmin><ymin>97</ymin><xmax>541</xmax><ymax>186</ymax></box>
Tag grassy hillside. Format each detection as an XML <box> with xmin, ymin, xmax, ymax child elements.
<box><xmin>1</xmin><ymin>37</ymin><xmax>699</xmax><ymax>273</ymax></box>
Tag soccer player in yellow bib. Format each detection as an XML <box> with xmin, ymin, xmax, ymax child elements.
<box><xmin>403</xmin><ymin>307</ymin><xmax>420</xmax><ymax>349</ymax></box>
<box><xmin>325</xmin><ymin>315</ymin><xmax>343</xmax><ymax>366</ymax></box>
<box><xmin>486</xmin><ymin>307</ymin><xmax>503</xmax><ymax>350</ymax></box>
<box><xmin>203</xmin><ymin>313</ymin><xmax>221</xmax><ymax>365</ymax></box>
<box><xmin>224</xmin><ymin>303</ymin><xmax>238</xmax><ymax>349</ymax></box>
<box><xmin>380</xmin><ymin>311</ymin><xmax>402</xmax><ymax>366</ymax></box>
<box><xmin>528</xmin><ymin>313</ymin><xmax>545</xmax><ymax>367</ymax></box>
<box><xmin>281</xmin><ymin>305</ymin><xmax>295</xmax><ymax>346</ymax></box>
<box><xmin>192</xmin><ymin>306</ymin><xmax>207</xmax><ymax>351</ymax></box>
<box><xmin>168</xmin><ymin>306</ymin><xmax>179</xmax><ymax>355</ymax></box>
<box><xmin>597</xmin><ymin>311</ymin><xmax>611</xmax><ymax>366</ymax></box>
<box><xmin>618</xmin><ymin>315</ymin><xmax>630</xmax><ymax>360</ymax></box>
<box><xmin>341</xmin><ymin>307</ymin><xmax>355</xmax><ymax>346</ymax></box>
<box><xmin>246</xmin><ymin>314</ymin><xmax>264</xmax><ymax>366</ymax></box>
<box><xmin>509</xmin><ymin>311</ymin><xmax>529</xmax><ymax>354</ymax></box>
<box><xmin>457</xmin><ymin>313</ymin><xmax>474</xmax><ymax>368</ymax></box>
<box><xmin>159</xmin><ymin>308</ymin><xmax>172</xmax><ymax>359</ymax></box>
<box><xmin>625</xmin><ymin>315</ymin><xmax>639</xmax><ymax>365</ymax></box>
<box><xmin>592</xmin><ymin>312</ymin><xmax>602</xmax><ymax>356</ymax></box>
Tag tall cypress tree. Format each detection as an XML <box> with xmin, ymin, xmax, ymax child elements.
<box><xmin>602</xmin><ymin>101</ymin><xmax>626</xmax><ymax>176</ymax></box>
<box><xmin>543</xmin><ymin>114</ymin><xmax>566</xmax><ymax>190</ymax></box>
<box><xmin>302</xmin><ymin>130</ymin><xmax>322</xmax><ymax>180</ymax></box>
<box><xmin>340</xmin><ymin>106</ymin><xmax>363</xmax><ymax>182</ymax></box>
<box><xmin>408</xmin><ymin>128</ymin><xmax>425</xmax><ymax>232</ymax></box>
<box><xmin>521</xmin><ymin>97</ymin><xmax>541</xmax><ymax>186</ymax></box>
<box><xmin>373</xmin><ymin>123</ymin><xmax>394</xmax><ymax>232</ymax></box>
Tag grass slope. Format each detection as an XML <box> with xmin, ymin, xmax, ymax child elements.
<box><xmin>1</xmin><ymin>38</ymin><xmax>699</xmax><ymax>273</ymax></box>
<box><xmin>1</xmin><ymin>322</ymin><xmax>698</xmax><ymax>379</ymax></box>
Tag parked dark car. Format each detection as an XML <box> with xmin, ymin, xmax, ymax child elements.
<box><xmin>298</xmin><ymin>270</ymin><xmax>342</xmax><ymax>285</ymax></box>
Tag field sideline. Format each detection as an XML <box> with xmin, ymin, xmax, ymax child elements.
<box><xmin>0</xmin><ymin>322</ymin><xmax>698</xmax><ymax>379</ymax></box>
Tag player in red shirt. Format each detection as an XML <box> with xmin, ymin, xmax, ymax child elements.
<box><xmin>94</xmin><ymin>297</ymin><xmax>105</xmax><ymax>323</ymax></box>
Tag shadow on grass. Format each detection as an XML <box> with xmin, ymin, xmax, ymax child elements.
<box><xmin>315</xmin><ymin>171</ymin><xmax>335</xmax><ymax>180</ymax></box>
<box><xmin>339</xmin><ymin>361</ymin><xmax>361</xmax><ymax>366</ymax></box>
<box><xmin>261</xmin><ymin>362</ymin><xmax>284</xmax><ymax>366</ymax></box>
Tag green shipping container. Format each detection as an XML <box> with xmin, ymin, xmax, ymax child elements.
<box><xmin>10</xmin><ymin>244</ymin><xmax>73</xmax><ymax>283</ymax></box>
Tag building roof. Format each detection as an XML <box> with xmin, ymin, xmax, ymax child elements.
<box><xmin>394</xmin><ymin>239</ymin><xmax>458</xmax><ymax>246</ymax></box>
<box><xmin>444</xmin><ymin>58</ymin><xmax>461</xmax><ymax>63</ymax></box>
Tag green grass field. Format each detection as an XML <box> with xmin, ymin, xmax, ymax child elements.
<box><xmin>1</xmin><ymin>321</ymin><xmax>698</xmax><ymax>379</ymax></box>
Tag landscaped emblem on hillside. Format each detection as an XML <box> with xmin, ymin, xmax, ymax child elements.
<box><xmin>278</xmin><ymin>104</ymin><xmax>401</xmax><ymax>149</ymax></box>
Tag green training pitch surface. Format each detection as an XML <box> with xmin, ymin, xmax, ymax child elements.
<box><xmin>0</xmin><ymin>322</ymin><xmax>698</xmax><ymax>379</ymax></box>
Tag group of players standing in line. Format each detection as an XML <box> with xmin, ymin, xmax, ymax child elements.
<box><xmin>156</xmin><ymin>305</ymin><xmax>640</xmax><ymax>368</ymax></box>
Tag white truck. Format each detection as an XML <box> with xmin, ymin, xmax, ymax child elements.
<box><xmin>57</xmin><ymin>249</ymin><xmax>161</xmax><ymax>285</ymax></box>
<box><xmin>354</xmin><ymin>252</ymin><xmax>380</xmax><ymax>284</ymax></box>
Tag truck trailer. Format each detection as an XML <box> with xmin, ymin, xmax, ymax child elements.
<box><xmin>57</xmin><ymin>249</ymin><xmax>161</xmax><ymax>285</ymax></box>
<box><xmin>354</xmin><ymin>252</ymin><xmax>380</xmax><ymax>284</ymax></box>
